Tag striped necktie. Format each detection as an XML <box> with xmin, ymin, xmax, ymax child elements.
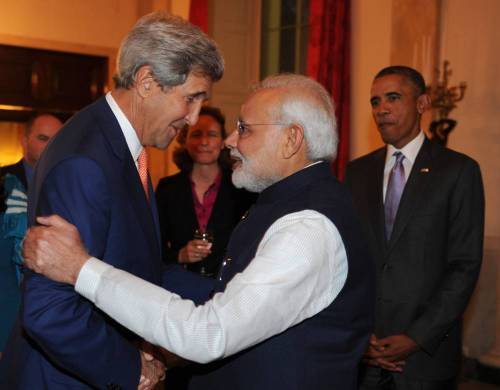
<box><xmin>384</xmin><ymin>152</ymin><xmax>405</xmax><ymax>240</ymax></box>
<box><xmin>138</xmin><ymin>148</ymin><xmax>149</xmax><ymax>201</ymax></box>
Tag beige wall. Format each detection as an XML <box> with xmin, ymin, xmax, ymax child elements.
<box><xmin>350</xmin><ymin>0</ymin><xmax>439</xmax><ymax>159</ymax></box>
<box><xmin>210</xmin><ymin>0</ymin><xmax>261</xmax><ymax>129</ymax></box>
<box><xmin>350</xmin><ymin>0</ymin><xmax>391</xmax><ymax>158</ymax></box>
<box><xmin>0</xmin><ymin>1</ymin><xmax>138</xmax><ymax>57</ymax></box>
<box><xmin>439</xmin><ymin>0</ymin><xmax>500</xmax><ymax>359</ymax></box>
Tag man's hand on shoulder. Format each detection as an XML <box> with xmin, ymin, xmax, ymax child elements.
<box><xmin>23</xmin><ymin>215</ymin><xmax>90</xmax><ymax>285</ymax></box>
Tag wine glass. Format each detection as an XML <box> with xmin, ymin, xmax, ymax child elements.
<box><xmin>193</xmin><ymin>229</ymin><xmax>214</xmax><ymax>275</ymax></box>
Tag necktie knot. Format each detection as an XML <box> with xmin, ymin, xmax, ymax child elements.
<box><xmin>394</xmin><ymin>151</ymin><xmax>405</xmax><ymax>166</ymax></box>
<box><xmin>138</xmin><ymin>149</ymin><xmax>149</xmax><ymax>200</ymax></box>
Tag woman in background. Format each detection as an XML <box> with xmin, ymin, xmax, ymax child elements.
<box><xmin>155</xmin><ymin>106</ymin><xmax>255</xmax><ymax>278</ymax></box>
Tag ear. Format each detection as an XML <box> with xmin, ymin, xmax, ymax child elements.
<box><xmin>282</xmin><ymin>124</ymin><xmax>305</xmax><ymax>159</ymax></box>
<box><xmin>417</xmin><ymin>93</ymin><xmax>431</xmax><ymax>114</ymax></box>
<box><xmin>134</xmin><ymin>65</ymin><xmax>155</xmax><ymax>98</ymax></box>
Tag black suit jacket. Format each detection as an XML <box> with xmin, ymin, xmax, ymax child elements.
<box><xmin>344</xmin><ymin>138</ymin><xmax>484</xmax><ymax>380</ymax></box>
<box><xmin>155</xmin><ymin>170</ymin><xmax>256</xmax><ymax>276</ymax></box>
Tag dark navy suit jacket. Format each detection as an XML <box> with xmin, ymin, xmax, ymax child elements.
<box><xmin>1</xmin><ymin>97</ymin><xmax>164</xmax><ymax>389</ymax></box>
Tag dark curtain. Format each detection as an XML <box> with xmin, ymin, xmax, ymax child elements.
<box><xmin>189</xmin><ymin>0</ymin><xmax>209</xmax><ymax>33</ymax></box>
<box><xmin>307</xmin><ymin>0</ymin><xmax>350</xmax><ymax>180</ymax></box>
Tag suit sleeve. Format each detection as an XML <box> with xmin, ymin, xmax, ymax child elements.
<box><xmin>406</xmin><ymin>158</ymin><xmax>485</xmax><ymax>353</ymax></box>
<box><xmin>22</xmin><ymin>157</ymin><xmax>141</xmax><ymax>389</ymax></box>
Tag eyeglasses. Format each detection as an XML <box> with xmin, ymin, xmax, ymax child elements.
<box><xmin>236</xmin><ymin>120</ymin><xmax>287</xmax><ymax>137</ymax></box>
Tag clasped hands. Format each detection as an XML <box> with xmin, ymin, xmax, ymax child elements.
<box><xmin>363</xmin><ymin>334</ymin><xmax>418</xmax><ymax>372</ymax></box>
<box><xmin>138</xmin><ymin>341</ymin><xmax>188</xmax><ymax>390</ymax></box>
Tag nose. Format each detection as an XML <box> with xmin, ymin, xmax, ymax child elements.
<box><xmin>185</xmin><ymin>101</ymin><xmax>203</xmax><ymax>127</ymax></box>
<box><xmin>375</xmin><ymin>100</ymin><xmax>390</xmax><ymax>116</ymax></box>
<box><xmin>224</xmin><ymin>129</ymin><xmax>238</xmax><ymax>150</ymax></box>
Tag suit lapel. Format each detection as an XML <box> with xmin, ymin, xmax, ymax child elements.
<box><xmin>180</xmin><ymin>172</ymin><xmax>199</xmax><ymax>231</ymax></box>
<box><xmin>148</xmin><ymin>175</ymin><xmax>161</xmax><ymax>245</ymax></box>
<box><xmin>207</xmin><ymin>173</ymin><xmax>230</xmax><ymax>232</ymax></box>
<box><xmin>387</xmin><ymin>139</ymin><xmax>434</xmax><ymax>252</ymax></box>
<box><xmin>122</xmin><ymin>156</ymin><xmax>161</xmax><ymax>255</ymax></box>
<box><xmin>97</xmin><ymin>98</ymin><xmax>161</xmax><ymax>256</ymax></box>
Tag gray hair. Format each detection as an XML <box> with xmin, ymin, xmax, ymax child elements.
<box><xmin>254</xmin><ymin>74</ymin><xmax>338</xmax><ymax>161</ymax></box>
<box><xmin>113</xmin><ymin>11</ymin><xmax>224</xmax><ymax>89</ymax></box>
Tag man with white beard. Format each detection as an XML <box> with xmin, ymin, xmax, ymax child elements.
<box><xmin>23</xmin><ymin>74</ymin><xmax>374</xmax><ymax>390</ymax></box>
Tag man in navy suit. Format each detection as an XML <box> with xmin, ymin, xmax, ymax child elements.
<box><xmin>344</xmin><ymin>66</ymin><xmax>484</xmax><ymax>389</ymax></box>
<box><xmin>0</xmin><ymin>11</ymin><xmax>223</xmax><ymax>390</ymax></box>
<box><xmin>0</xmin><ymin>114</ymin><xmax>61</xmax><ymax>354</ymax></box>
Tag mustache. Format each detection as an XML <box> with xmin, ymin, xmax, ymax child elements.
<box><xmin>230</xmin><ymin>150</ymin><xmax>244</xmax><ymax>160</ymax></box>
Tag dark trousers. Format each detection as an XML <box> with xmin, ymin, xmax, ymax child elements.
<box><xmin>359</xmin><ymin>366</ymin><xmax>457</xmax><ymax>390</ymax></box>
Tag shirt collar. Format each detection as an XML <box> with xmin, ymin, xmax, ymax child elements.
<box><xmin>105</xmin><ymin>92</ymin><xmax>143</xmax><ymax>163</ymax></box>
<box><xmin>189</xmin><ymin>170</ymin><xmax>223</xmax><ymax>194</ymax></box>
<box><xmin>385</xmin><ymin>130</ymin><xmax>425</xmax><ymax>166</ymax></box>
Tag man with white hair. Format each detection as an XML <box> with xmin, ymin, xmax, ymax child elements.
<box><xmin>23</xmin><ymin>74</ymin><xmax>374</xmax><ymax>389</ymax></box>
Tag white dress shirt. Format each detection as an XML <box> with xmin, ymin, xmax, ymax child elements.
<box><xmin>75</xmin><ymin>209</ymin><xmax>348</xmax><ymax>363</ymax></box>
<box><xmin>105</xmin><ymin>92</ymin><xmax>144</xmax><ymax>168</ymax></box>
<box><xmin>383</xmin><ymin>131</ymin><xmax>425</xmax><ymax>201</ymax></box>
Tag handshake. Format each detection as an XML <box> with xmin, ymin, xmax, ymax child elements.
<box><xmin>138</xmin><ymin>341</ymin><xmax>187</xmax><ymax>390</ymax></box>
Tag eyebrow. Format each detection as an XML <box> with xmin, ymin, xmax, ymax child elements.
<box><xmin>370</xmin><ymin>91</ymin><xmax>402</xmax><ymax>103</ymax></box>
<box><xmin>189</xmin><ymin>91</ymin><xmax>209</xmax><ymax>100</ymax></box>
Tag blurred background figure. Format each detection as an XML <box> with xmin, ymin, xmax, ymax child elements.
<box><xmin>155</xmin><ymin>106</ymin><xmax>256</xmax><ymax>277</ymax></box>
<box><xmin>0</xmin><ymin>113</ymin><xmax>62</xmax><ymax>355</ymax></box>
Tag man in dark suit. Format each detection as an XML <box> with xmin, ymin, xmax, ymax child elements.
<box><xmin>344</xmin><ymin>65</ymin><xmax>484</xmax><ymax>390</ymax></box>
<box><xmin>1</xmin><ymin>114</ymin><xmax>63</xmax><ymax>189</ymax></box>
<box><xmin>0</xmin><ymin>114</ymin><xmax>61</xmax><ymax>354</ymax></box>
<box><xmin>0</xmin><ymin>11</ymin><xmax>223</xmax><ymax>389</ymax></box>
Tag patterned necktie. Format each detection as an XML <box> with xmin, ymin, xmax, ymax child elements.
<box><xmin>385</xmin><ymin>152</ymin><xmax>405</xmax><ymax>240</ymax></box>
<box><xmin>138</xmin><ymin>148</ymin><xmax>149</xmax><ymax>201</ymax></box>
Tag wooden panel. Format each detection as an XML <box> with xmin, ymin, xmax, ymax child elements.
<box><xmin>0</xmin><ymin>44</ymin><xmax>107</xmax><ymax>121</ymax></box>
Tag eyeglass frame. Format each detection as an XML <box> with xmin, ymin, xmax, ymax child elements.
<box><xmin>235</xmin><ymin>119</ymin><xmax>288</xmax><ymax>137</ymax></box>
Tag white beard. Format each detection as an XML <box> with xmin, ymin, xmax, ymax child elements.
<box><xmin>231</xmin><ymin>151</ymin><xmax>280</xmax><ymax>193</ymax></box>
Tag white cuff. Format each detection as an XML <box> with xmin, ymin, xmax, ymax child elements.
<box><xmin>75</xmin><ymin>257</ymin><xmax>113</xmax><ymax>302</ymax></box>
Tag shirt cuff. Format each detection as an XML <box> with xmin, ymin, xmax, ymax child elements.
<box><xmin>75</xmin><ymin>257</ymin><xmax>113</xmax><ymax>302</ymax></box>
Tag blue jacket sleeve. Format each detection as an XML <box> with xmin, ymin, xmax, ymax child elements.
<box><xmin>22</xmin><ymin>157</ymin><xmax>141</xmax><ymax>389</ymax></box>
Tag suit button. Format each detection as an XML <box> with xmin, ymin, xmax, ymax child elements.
<box><xmin>382</xmin><ymin>263</ymin><xmax>392</xmax><ymax>271</ymax></box>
